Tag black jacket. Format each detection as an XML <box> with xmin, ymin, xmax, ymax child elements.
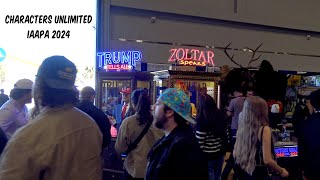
<box><xmin>146</xmin><ymin>124</ymin><xmax>208</xmax><ymax>180</ymax></box>
<box><xmin>0</xmin><ymin>128</ymin><xmax>7</xmax><ymax>155</ymax></box>
<box><xmin>298</xmin><ymin>113</ymin><xmax>320</xmax><ymax>180</ymax></box>
<box><xmin>77</xmin><ymin>100</ymin><xmax>111</xmax><ymax>149</ymax></box>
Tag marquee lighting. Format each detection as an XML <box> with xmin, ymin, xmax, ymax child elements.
<box><xmin>97</xmin><ymin>50</ymin><xmax>142</xmax><ymax>71</ymax></box>
<box><xmin>168</xmin><ymin>48</ymin><xmax>214</xmax><ymax>66</ymax></box>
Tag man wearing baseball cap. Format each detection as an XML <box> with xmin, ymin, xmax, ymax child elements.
<box><xmin>0</xmin><ymin>78</ymin><xmax>33</xmax><ymax>138</ymax></box>
<box><xmin>145</xmin><ymin>88</ymin><xmax>208</xmax><ymax>180</ymax></box>
<box><xmin>120</xmin><ymin>87</ymin><xmax>135</xmax><ymax>121</ymax></box>
<box><xmin>0</xmin><ymin>56</ymin><xmax>102</xmax><ymax>180</ymax></box>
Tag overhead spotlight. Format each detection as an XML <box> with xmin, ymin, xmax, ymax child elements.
<box><xmin>307</xmin><ymin>35</ymin><xmax>311</xmax><ymax>40</ymax></box>
<box><xmin>151</xmin><ymin>17</ymin><xmax>156</xmax><ymax>23</ymax></box>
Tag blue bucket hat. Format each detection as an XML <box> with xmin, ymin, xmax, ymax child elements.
<box><xmin>159</xmin><ymin>88</ymin><xmax>196</xmax><ymax>124</ymax></box>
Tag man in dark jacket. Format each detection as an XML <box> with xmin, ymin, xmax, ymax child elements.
<box><xmin>77</xmin><ymin>86</ymin><xmax>111</xmax><ymax>149</ymax></box>
<box><xmin>298</xmin><ymin>89</ymin><xmax>320</xmax><ymax>180</ymax></box>
<box><xmin>146</xmin><ymin>88</ymin><xmax>208</xmax><ymax>180</ymax></box>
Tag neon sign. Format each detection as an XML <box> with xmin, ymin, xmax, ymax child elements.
<box><xmin>178</xmin><ymin>60</ymin><xmax>206</xmax><ymax>66</ymax></box>
<box><xmin>168</xmin><ymin>48</ymin><xmax>214</xmax><ymax>66</ymax></box>
<box><xmin>97</xmin><ymin>50</ymin><xmax>142</xmax><ymax>71</ymax></box>
<box><xmin>106</xmin><ymin>64</ymin><xmax>131</xmax><ymax>70</ymax></box>
<box><xmin>274</xmin><ymin>146</ymin><xmax>298</xmax><ymax>158</ymax></box>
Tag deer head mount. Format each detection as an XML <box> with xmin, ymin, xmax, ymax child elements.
<box><xmin>223</xmin><ymin>42</ymin><xmax>263</xmax><ymax>68</ymax></box>
<box><xmin>222</xmin><ymin>43</ymin><xmax>263</xmax><ymax>95</ymax></box>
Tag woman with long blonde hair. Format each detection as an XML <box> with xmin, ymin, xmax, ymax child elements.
<box><xmin>233</xmin><ymin>96</ymin><xmax>289</xmax><ymax>179</ymax></box>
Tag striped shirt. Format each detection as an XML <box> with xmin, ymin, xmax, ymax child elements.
<box><xmin>195</xmin><ymin>129</ymin><xmax>229</xmax><ymax>159</ymax></box>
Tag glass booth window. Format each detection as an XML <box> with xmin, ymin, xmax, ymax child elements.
<box><xmin>101</xmin><ymin>80</ymin><xmax>131</xmax><ymax>138</ymax></box>
<box><xmin>101</xmin><ymin>79</ymin><xmax>152</xmax><ymax>138</ymax></box>
<box><xmin>137</xmin><ymin>80</ymin><xmax>151</xmax><ymax>95</ymax></box>
<box><xmin>101</xmin><ymin>79</ymin><xmax>130</xmax><ymax>113</ymax></box>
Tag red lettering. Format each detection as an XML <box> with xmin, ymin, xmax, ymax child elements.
<box><xmin>176</xmin><ymin>48</ymin><xmax>186</xmax><ymax>61</ymax></box>
<box><xmin>184</xmin><ymin>49</ymin><xmax>193</xmax><ymax>60</ymax></box>
<box><xmin>106</xmin><ymin>64</ymin><xmax>129</xmax><ymax>70</ymax></box>
<box><xmin>198</xmin><ymin>51</ymin><xmax>207</xmax><ymax>63</ymax></box>
<box><xmin>169</xmin><ymin>48</ymin><xmax>215</xmax><ymax>66</ymax></box>
<box><xmin>169</xmin><ymin>49</ymin><xmax>177</xmax><ymax>62</ymax></box>
<box><xmin>207</xmin><ymin>51</ymin><xmax>214</xmax><ymax>65</ymax></box>
<box><xmin>191</xmin><ymin>49</ymin><xmax>200</xmax><ymax>61</ymax></box>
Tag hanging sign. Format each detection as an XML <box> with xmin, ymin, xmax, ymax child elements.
<box><xmin>97</xmin><ymin>50</ymin><xmax>142</xmax><ymax>71</ymax></box>
<box><xmin>168</xmin><ymin>48</ymin><xmax>215</xmax><ymax>66</ymax></box>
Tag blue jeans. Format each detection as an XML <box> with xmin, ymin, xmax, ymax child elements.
<box><xmin>208</xmin><ymin>156</ymin><xmax>224</xmax><ymax>180</ymax></box>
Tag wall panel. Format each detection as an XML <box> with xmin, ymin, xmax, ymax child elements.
<box><xmin>110</xmin><ymin>40</ymin><xmax>319</xmax><ymax>72</ymax></box>
<box><xmin>110</xmin><ymin>10</ymin><xmax>320</xmax><ymax>56</ymax></box>
<box><xmin>111</xmin><ymin>0</ymin><xmax>320</xmax><ymax>32</ymax></box>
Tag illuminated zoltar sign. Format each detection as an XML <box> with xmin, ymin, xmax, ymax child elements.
<box><xmin>97</xmin><ymin>50</ymin><xmax>142</xmax><ymax>71</ymax></box>
<box><xmin>168</xmin><ymin>48</ymin><xmax>215</xmax><ymax>66</ymax></box>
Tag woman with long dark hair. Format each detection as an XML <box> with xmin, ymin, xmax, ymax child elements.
<box><xmin>196</xmin><ymin>94</ymin><xmax>228</xmax><ymax>180</ymax></box>
<box><xmin>115</xmin><ymin>90</ymin><xmax>163</xmax><ymax>180</ymax></box>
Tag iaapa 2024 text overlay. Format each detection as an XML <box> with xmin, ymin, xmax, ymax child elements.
<box><xmin>4</xmin><ymin>15</ymin><xmax>93</xmax><ymax>39</ymax></box>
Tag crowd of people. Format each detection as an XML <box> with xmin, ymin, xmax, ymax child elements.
<box><xmin>0</xmin><ymin>55</ymin><xmax>318</xmax><ymax>180</ymax></box>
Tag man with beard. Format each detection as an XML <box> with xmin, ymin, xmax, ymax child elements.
<box><xmin>145</xmin><ymin>88</ymin><xmax>208</xmax><ymax>180</ymax></box>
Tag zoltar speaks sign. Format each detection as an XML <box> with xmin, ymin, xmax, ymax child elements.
<box><xmin>168</xmin><ymin>48</ymin><xmax>215</xmax><ymax>66</ymax></box>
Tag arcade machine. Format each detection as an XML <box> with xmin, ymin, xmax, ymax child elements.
<box><xmin>98</xmin><ymin>71</ymin><xmax>153</xmax><ymax>113</ymax></box>
<box><xmin>271</xmin><ymin>72</ymin><xmax>320</xmax><ymax>180</ymax></box>
<box><xmin>96</xmin><ymin>50</ymin><xmax>153</xmax><ymax>179</ymax></box>
<box><xmin>151</xmin><ymin>70</ymin><xmax>221</xmax><ymax>111</ymax></box>
<box><xmin>273</xmin><ymin>136</ymin><xmax>300</xmax><ymax>179</ymax></box>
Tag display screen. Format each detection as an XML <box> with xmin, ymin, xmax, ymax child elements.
<box><xmin>274</xmin><ymin>146</ymin><xmax>298</xmax><ymax>158</ymax></box>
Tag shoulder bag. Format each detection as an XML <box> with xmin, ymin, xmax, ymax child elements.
<box><xmin>121</xmin><ymin>119</ymin><xmax>153</xmax><ymax>160</ymax></box>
